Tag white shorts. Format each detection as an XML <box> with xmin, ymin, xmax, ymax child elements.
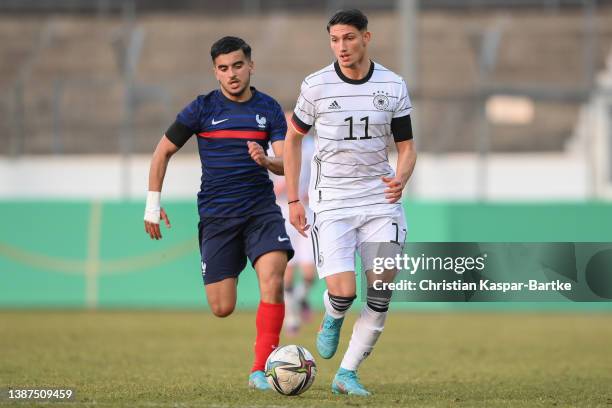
<box><xmin>310</xmin><ymin>208</ymin><xmax>407</xmax><ymax>279</ymax></box>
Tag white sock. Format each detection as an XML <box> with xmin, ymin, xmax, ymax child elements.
<box><xmin>340</xmin><ymin>305</ymin><xmax>387</xmax><ymax>371</ymax></box>
<box><xmin>284</xmin><ymin>289</ymin><xmax>300</xmax><ymax>328</ymax></box>
<box><xmin>323</xmin><ymin>289</ymin><xmax>348</xmax><ymax>319</ymax></box>
<box><xmin>294</xmin><ymin>282</ymin><xmax>306</xmax><ymax>304</ymax></box>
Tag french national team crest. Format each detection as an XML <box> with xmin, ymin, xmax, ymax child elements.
<box><xmin>256</xmin><ymin>114</ymin><xmax>267</xmax><ymax>129</ymax></box>
<box><xmin>372</xmin><ymin>91</ymin><xmax>390</xmax><ymax>111</ymax></box>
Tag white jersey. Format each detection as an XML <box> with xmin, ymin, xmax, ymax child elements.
<box><xmin>292</xmin><ymin>61</ymin><xmax>412</xmax><ymax>215</ymax></box>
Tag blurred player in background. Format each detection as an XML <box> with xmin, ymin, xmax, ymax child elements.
<box><xmin>143</xmin><ymin>36</ymin><xmax>293</xmax><ymax>391</ymax></box>
<box><xmin>273</xmin><ymin>117</ymin><xmax>316</xmax><ymax>336</ymax></box>
<box><xmin>284</xmin><ymin>10</ymin><xmax>417</xmax><ymax>396</ymax></box>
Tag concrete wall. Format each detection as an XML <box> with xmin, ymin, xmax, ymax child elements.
<box><xmin>0</xmin><ymin>152</ymin><xmax>593</xmax><ymax>201</ymax></box>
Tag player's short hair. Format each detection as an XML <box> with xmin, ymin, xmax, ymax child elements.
<box><xmin>326</xmin><ymin>9</ymin><xmax>368</xmax><ymax>32</ymax></box>
<box><xmin>210</xmin><ymin>36</ymin><xmax>252</xmax><ymax>62</ymax></box>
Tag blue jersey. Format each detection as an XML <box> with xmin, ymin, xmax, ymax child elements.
<box><xmin>169</xmin><ymin>88</ymin><xmax>287</xmax><ymax>218</ymax></box>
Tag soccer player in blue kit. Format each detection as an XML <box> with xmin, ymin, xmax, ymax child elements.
<box><xmin>143</xmin><ymin>36</ymin><xmax>294</xmax><ymax>391</ymax></box>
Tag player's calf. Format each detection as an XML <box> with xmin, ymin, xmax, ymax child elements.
<box><xmin>255</xmin><ymin>250</ymin><xmax>287</xmax><ymax>304</ymax></box>
<box><xmin>317</xmin><ymin>290</ymin><xmax>356</xmax><ymax>359</ymax></box>
<box><xmin>366</xmin><ymin>286</ymin><xmax>392</xmax><ymax>313</ymax></box>
<box><xmin>338</xmin><ymin>287</ymin><xmax>393</xmax><ymax>373</ymax></box>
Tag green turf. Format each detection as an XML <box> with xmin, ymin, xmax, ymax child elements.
<box><xmin>1</xmin><ymin>311</ymin><xmax>611</xmax><ymax>407</ymax></box>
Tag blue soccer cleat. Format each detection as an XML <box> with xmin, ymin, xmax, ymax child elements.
<box><xmin>248</xmin><ymin>370</ymin><xmax>271</xmax><ymax>391</ymax></box>
<box><xmin>331</xmin><ymin>367</ymin><xmax>371</xmax><ymax>396</ymax></box>
<box><xmin>316</xmin><ymin>313</ymin><xmax>344</xmax><ymax>359</ymax></box>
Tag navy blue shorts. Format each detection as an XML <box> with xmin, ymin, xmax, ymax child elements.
<box><xmin>198</xmin><ymin>211</ymin><xmax>294</xmax><ymax>285</ymax></box>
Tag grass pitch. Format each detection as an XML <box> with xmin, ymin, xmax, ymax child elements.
<box><xmin>1</xmin><ymin>311</ymin><xmax>611</xmax><ymax>407</ymax></box>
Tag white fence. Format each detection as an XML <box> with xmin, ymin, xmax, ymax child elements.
<box><xmin>0</xmin><ymin>153</ymin><xmax>591</xmax><ymax>201</ymax></box>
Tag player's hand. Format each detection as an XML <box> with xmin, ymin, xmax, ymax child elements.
<box><xmin>382</xmin><ymin>176</ymin><xmax>404</xmax><ymax>203</ymax></box>
<box><xmin>144</xmin><ymin>207</ymin><xmax>171</xmax><ymax>240</ymax></box>
<box><xmin>247</xmin><ymin>141</ymin><xmax>268</xmax><ymax>168</ymax></box>
<box><xmin>288</xmin><ymin>201</ymin><xmax>310</xmax><ymax>238</ymax></box>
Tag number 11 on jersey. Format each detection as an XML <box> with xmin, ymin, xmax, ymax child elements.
<box><xmin>343</xmin><ymin>116</ymin><xmax>371</xmax><ymax>141</ymax></box>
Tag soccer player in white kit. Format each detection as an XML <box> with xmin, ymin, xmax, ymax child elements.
<box><xmin>283</xmin><ymin>9</ymin><xmax>417</xmax><ymax>396</ymax></box>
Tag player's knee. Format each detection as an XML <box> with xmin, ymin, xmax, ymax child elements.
<box><xmin>302</xmin><ymin>274</ymin><xmax>315</xmax><ymax>286</ymax></box>
<box><xmin>329</xmin><ymin>288</ymin><xmax>356</xmax><ymax>298</ymax></box>
<box><xmin>366</xmin><ymin>287</ymin><xmax>393</xmax><ymax>313</ymax></box>
<box><xmin>210</xmin><ymin>303</ymin><xmax>235</xmax><ymax>318</ymax></box>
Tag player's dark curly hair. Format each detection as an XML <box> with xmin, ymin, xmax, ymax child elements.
<box><xmin>210</xmin><ymin>36</ymin><xmax>252</xmax><ymax>62</ymax></box>
<box><xmin>326</xmin><ymin>9</ymin><xmax>368</xmax><ymax>32</ymax></box>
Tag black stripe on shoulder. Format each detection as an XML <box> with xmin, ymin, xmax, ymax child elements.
<box><xmin>291</xmin><ymin>113</ymin><xmax>312</xmax><ymax>134</ymax></box>
<box><xmin>165</xmin><ymin>120</ymin><xmax>194</xmax><ymax>148</ymax></box>
<box><xmin>391</xmin><ymin>115</ymin><xmax>413</xmax><ymax>142</ymax></box>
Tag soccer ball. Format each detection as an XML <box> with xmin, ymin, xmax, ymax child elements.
<box><xmin>265</xmin><ymin>345</ymin><xmax>317</xmax><ymax>396</ymax></box>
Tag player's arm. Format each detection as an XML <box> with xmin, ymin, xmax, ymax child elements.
<box><xmin>247</xmin><ymin>140</ymin><xmax>284</xmax><ymax>175</ymax></box>
<box><xmin>286</xmin><ymin>80</ymin><xmax>315</xmax><ymax>236</ymax></box>
<box><xmin>149</xmin><ymin>135</ymin><xmax>180</xmax><ymax>191</ymax></box>
<box><xmin>284</xmin><ymin>124</ymin><xmax>309</xmax><ymax>237</ymax></box>
<box><xmin>382</xmin><ymin>115</ymin><xmax>417</xmax><ymax>203</ymax></box>
<box><xmin>144</xmin><ymin>135</ymin><xmax>180</xmax><ymax>240</ymax></box>
<box><xmin>145</xmin><ymin>97</ymin><xmax>198</xmax><ymax>240</ymax></box>
<box><xmin>268</xmin><ymin>140</ymin><xmax>285</xmax><ymax>175</ymax></box>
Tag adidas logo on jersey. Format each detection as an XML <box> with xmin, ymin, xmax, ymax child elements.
<box><xmin>328</xmin><ymin>100</ymin><xmax>341</xmax><ymax>110</ymax></box>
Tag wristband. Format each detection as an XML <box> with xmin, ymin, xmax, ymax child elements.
<box><xmin>288</xmin><ymin>199</ymin><xmax>300</xmax><ymax>205</ymax></box>
<box><xmin>144</xmin><ymin>191</ymin><xmax>161</xmax><ymax>223</ymax></box>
